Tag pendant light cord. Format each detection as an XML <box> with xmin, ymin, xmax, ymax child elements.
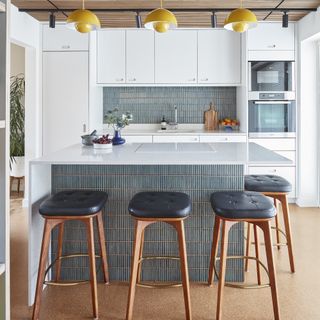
<box><xmin>82</xmin><ymin>0</ymin><xmax>85</xmax><ymax>10</ymax></box>
<box><xmin>160</xmin><ymin>0</ymin><xmax>163</xmax><ymax>8</ymax></box>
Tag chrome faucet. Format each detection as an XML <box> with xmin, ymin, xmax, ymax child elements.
<box><xmin>169</xmin><ymin>105</ymin><xmax>178</xmax><ymax>130</ymax></box>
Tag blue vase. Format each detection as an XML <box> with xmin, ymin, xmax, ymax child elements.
<box><xmin>112</xmin><ymin>129</ymin><xmax>126</xmax><ymax>145</ymax></box>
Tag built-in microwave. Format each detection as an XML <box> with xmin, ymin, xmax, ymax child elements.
<box><xmin>248</xmin><ymin>92</ymin><xmax>296</xmax><ymax>138</ymax></box>
<box><xmin>249</xmin><ymin>61</ymin><xmax>295</xmax><ymax>93</ymax></box>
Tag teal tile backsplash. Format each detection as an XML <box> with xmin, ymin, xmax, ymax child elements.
<box><xmin>103</xmin><ymin>87</ymin><xmax>237</xmax><ymax>124</ymax></box>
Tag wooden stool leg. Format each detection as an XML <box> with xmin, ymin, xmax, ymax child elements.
<box><xmin>137</xmin><ymin>228</ymin><xmax>145</xmax><ymax>284</ymax></box>
<box><xmin>253</xmin><ymin>225</ymin><xmax>262</xmax><ymax>285</ymax></box>
<box><xmin>259</xmin><ymin>220</ymin><xmax>280</xmax><ymax>320</ymax></box>
<box><xmin>17</xmin><ymin>177</ymin><xmax>21</xmax><ymax>194</ymax></box>
<box><xmin>279</xmin><ymin>194</ymin><xmax>295</xmax><ymax>273</ymax></box>
<box><xmin>216</xmin><ymin>220</ymin><xmax>233</xmax><ymax>320</ymax></box>
<box><xmin>208</xmin><ymin>215</ymin><xmax>221</xmax><ymax>285</ymax></box>
<box><xmin>245</xmin><ymin>222</ymin><xmax>251</xmax><ymax>272</ymax></box>
<box><xmin>96</xmin><ymin>211</ymin><xmax>110</xmax><ymax>284</ymax></box>
<box><xmin>32</xmin><ymin>219</ymin><xmax>55</xmax><ymax>320</ymax></box>
<box><xmin>126</xmin><ymin>220</ymin><xmax>150</xmax><ymax>320</ymax></box>
<box><xmin>274</xmin><ymin>199</ymin><xmax>281</xmax><ymax>250</ymax></box>
<box><xmin>55</xmin><ymin>222</ymin><xmax>64</xmax><ymax>282</ymax></box>
<box><xmin>10</xmin><ymin>176</ymin><xmax>13</xmax><ymax>194</ymax></box>
<box><xmin>85</xmin><ymin>217</ymin><xmax>99</xmax><ymax>319</ymax></box>
<box><xmin>174</xmin><ymin>220</ymin><xmax>192</xmax><ymax>320</ymax></box>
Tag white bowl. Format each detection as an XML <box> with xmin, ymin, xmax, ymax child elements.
<box><xmin>93</xmin><ymin>143</ymin><xmax>113</xmax><ymax>149</ymax></box>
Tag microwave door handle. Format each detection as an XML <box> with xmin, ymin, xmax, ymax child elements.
<box><xmin>253</xmin><ymin>101</ymin><xmax>292</xmax><ymax>105</ymax></box>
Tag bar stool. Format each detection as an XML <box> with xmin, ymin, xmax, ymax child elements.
<box><xmin>208</xmin><ymin>191</ymin><xmax>280</xmax><ymax>320</ymax></box>
<box><xmin>245</xmin><ymin>175</ymin><xmax>295</xmax><ymax>273</ymax></box>
<box><xmin>126</xmin><ymin>191</ymin><xmax>192</xmax><ymax>320</ymax></box>
<box><xmin>32</xmin><ymin>190</ymin><xmax>109</xmax><ymax>320</ymax></box>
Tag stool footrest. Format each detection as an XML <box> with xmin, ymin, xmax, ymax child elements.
<box><xmin>138</xmin><ymin>255</ymin><xmax>180</xmax><ymax>264</ymax></box>
<box><xmin>137</xmin><ymin>282</ymin><xmax>182</xmax><ymax>289</ymax></box>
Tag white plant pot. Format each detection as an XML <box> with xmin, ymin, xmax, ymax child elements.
<box><xmin>10</xmin><ymin>156</ymin><xmax>25</xmax><ymax>177</ymax></box>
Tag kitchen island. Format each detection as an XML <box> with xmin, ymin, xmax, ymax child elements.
<box><xmin>27</xmin><ymin>142</ymin><xmax>291</xmax><ymax>305</ymax></box>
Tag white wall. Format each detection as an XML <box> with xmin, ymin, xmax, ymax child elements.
<box><xmin>10</xmin><ymin>4</ymin><xmax>42</xmax><ymax>207</ymax></box>
<box><xmin>297</xmin><ymin>9</ymin><xmax>320</xmax><ymax>207</ymax></box>
<box><xmin>10</xmin><ymin>43</ymin><xmax>24</xmax><ymax>77</ymax></box>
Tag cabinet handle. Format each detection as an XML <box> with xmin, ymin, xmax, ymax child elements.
<box><xmin>62</xmin><ymin>45</ymin><xmax>71</xmax><ymax>49</ymax></box>
<box><xmin>128</xmin><ymin>78</ymin><xmax>137</xmax><ymax>82</ymax></box>
<box><xmin>267</xmin><ymin>44</ymin><xmax>276</xmax><ymax>48</ymax></box>
<box><xmin>188</xmin><ymin>78</ymin><xmax>196</xmax><ymax>82</ymax></box>
<box><xmin>116</xmin><ymin>78</ymin><xmax>124</xmax><ymax>82</ymax></box>
<box><xmin>224</xmin><ymin>137</ymin><xmax>229</xmax><ymax>141</ymax></box>
<box><xmin>201</xmin><ymin>78</ymin><xmax>209</xmax><ymax>82</ymax></box>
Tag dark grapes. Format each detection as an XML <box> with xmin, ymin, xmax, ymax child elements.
<box><xmin>93</xmin><ymin>134</ymin><xmax>112</xmax><ymax>144</ymax></box>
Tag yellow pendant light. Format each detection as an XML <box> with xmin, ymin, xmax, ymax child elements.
<box><xmin>144</xmin><ymin>0</ymin><xmax>177</xmax><ymax>33</ymax></box>
<box><xmin>66</xmin><ymin>0</ymin><xmax>100</xmax><ymax>33</ymax></box>
<box><xmin>224</xmin><ymin>0</ymin><xmax>257</xmax><ymax>33</ymax></box>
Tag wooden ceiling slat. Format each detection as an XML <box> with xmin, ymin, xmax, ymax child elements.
<box><xmin>12</xmin><ymin>0</ymin><xmax>320</xmax><ymax>27</ymax></box>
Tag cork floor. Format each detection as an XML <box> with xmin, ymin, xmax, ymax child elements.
<box><xmin>10</xmin><ymin>196</ymin><xmax>320</xmax><ymax>320</ymax></box>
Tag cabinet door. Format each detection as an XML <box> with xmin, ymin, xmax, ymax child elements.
<box><xmin>153</xmin><ymin>135</ymin><xmax>199</xmax><ymax>143</ymax></box>
<box><xmin>198</xmin><ymin>30</ymin><xmax>241</xmax><ymax>84</ymax></box>
<box><xmin>199</xmin><ymin>135</ymin><xmax>246</xmax><ymax>143</ymax></box>
<box><xmin>249</xmin><ymin>138</ymin><xmax>296</xmax><ymax>151</ymax></box>
<box><xmin>43</xmin><ymin>52</ymin><xmax>88</xmax><ymax>155</ymax></box>
<box><xmin>155</xmin><ymin>30</ymin><xmax>198</xmax><ymax>84</ymax></box>
<box><xmin>122</xmin><ymin>135</ymin><xmax>153</xmax><ymax>143</ymax></box>
<box><xmin>126</xmin><ymin>30</ymin><xmax>154</xmax><ymax>84</ymax></box>
<box><xmin>42</xmin><ymin>25</ymin><xmax>89</xmax><ymax>51</ymax></box>
<box><xmin>97</xmin><ymin>30</ymin><xmax>126</xmax><ymax>84</ymax></box>
<box><xmin>248</xmin><ymin>23</ymin><xmax>295</xmax><ymax>51</ymax></box>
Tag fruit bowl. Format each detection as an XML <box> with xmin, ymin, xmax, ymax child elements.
<box><xmin>93</xmin><ymin>143</ymin><xmax>113</xmax><ymax>149</ymax></box>
<box><xmin>219</xmin><ymin>118</ymin><xmax>240</xmax><ymax>131</ymax></box>
<box><xmin>92</xmin><ymin>135</ymin><xmax>113</xmax><ymax>149</ymax></box>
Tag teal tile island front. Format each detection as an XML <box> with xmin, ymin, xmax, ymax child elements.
<box><xmin>27</xmin><ymin>142</ymin><xmax>292</xmax><ymax>305</ymax></box>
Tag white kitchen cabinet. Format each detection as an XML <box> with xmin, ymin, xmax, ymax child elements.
<box><xmin>247</xmin><ymin>23</ymin><xmax>295</xmax><ymax>51</ymax></box>
<box><xmin>249</xmin><ymin>138</ymin><xmax>296</xmax><ymax>151</ymax></box>
<box><xmin>42</xmin><ymin>24</ymin><xmax>89</xmax><ymax>51</ymax></box>
<box><xmin>275</xmin><ymin>151</ymin><xmax>296</xmax><ymax>164</ymax></box>
<box><xmin>200</xmin><ymin>135</ymin><xmax>246</xmax><ymax>143</ymax></box>
<box><xmin>153</xmin><ymin>135</ymin><xmax>199</xmax><ymax>143</ymax></box>
<box><xmin>126</xmin><ymin>30</ymin><xmax>154</xmax><ymax>84</ymax></box>
<box><xmin>248</xmin><ymin>166</ymin><xmax>296</xmax><ymax>198</ymax></box>
<box><xmin>122</xmin><ymin>135</ymin><xmax>153</xmax><ymax>143</ymax></box>
<box><xmin>97</xmin><ymin>30</ymin><xmax>126</xmax><ymax>84</ymax></box>
<box><xmin>198</xmin><ymin>30</ymin><xmax>241</xmax><ymax>85</ymax></box>
<box><xmin>155</xmin><ymin>30</ymin><xmax>198</xmax><ymax>84</ymax></box>
<box><xmin>43</xmin><ymin>52</ymin><xmax>88</xmax><ymax>155</ymax></box>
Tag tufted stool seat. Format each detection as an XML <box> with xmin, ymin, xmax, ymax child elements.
<box><xmin>245</xmin><ymin>175</ymin><xmax>292</xmax><ymax>193</ymax></box>
<box><xmin>244</xmin><ymin>174</ymin><xmax>295</xmax><ymax>274</ymax></box>
<box><xmin>210</xmin><ymin>191</ymin><xmax>275</xmax><ymax>220</ymax></box>
<box><xmin>126</xmin><ymin>191</ymin><xmax>192</xmax><ymax>320</ymax></box>
<box><xmin>208</xmin><ymin>191</ymin><xmax>280</xmax><ymax>320</ymax></box>
<box><xmin>32</xmin><ymin>190</ymin><xmax>109</xmax><ymax>320</ymax></box>
<box><xmin>128</xmin><ymin>192</ymin><xmax>191</xmax><ymax>219</ymax></box>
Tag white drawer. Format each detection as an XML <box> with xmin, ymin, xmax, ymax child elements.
<box><xmin>153</xmin><ymin>135</ymin><xmax>199</xmax><ymax>143</ymax></box>
<box><xmin>248</xmin><ymin>166</ymin><xmax>296</xmax><ymax>198</ymax></box>
<box><xmin>249</xmin><ymin>138</ymin><xmax>296</xmax><ymax>151</ymax></box>
<box><xmin>275</xmin><ymin>151</ymin><xmax>296</xmax><ymax>164</ymax></box>
<box><xmin>123</xmin><ymin>135</ymin><xmax>153</xmax><ymax>143</ymax></box>
<box><xmin>200</xmin><ymin>135</ymin><xmax>247</xmax><ymax>143</ymax></box>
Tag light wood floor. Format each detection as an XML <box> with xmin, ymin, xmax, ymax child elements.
<box><xmin>10</xmin><ymin>197</ymin><xmax>320</xmax><ymax>319</ymax></box>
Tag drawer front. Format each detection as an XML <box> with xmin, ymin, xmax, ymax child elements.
<box><xmin>275</xmin><ymin>151</ymin><xmax>296</xmax><ymax>164</ymax></box>
<box><xmin>153</xmin><ymin>135</ymin><xmax>199</xmax><ymax>143</ymax></box>
<box><xmin>249</xmin><ymin>138</ymin><xmax>296</xmax><ymax>151</ymax></box>
<box><xmin>123</xmin><ymin>135</ymin><xmax>153</xmax><ymax>143</ymax></box>
<box><xmin>200</xmin><ymin>135</ymin><xmax>247</xmax><ymax>143</ymax></box>
<box><xmin>248</xmin><ymin>166</ymin><xmax>296</xmax><ymax>198</ymax></box>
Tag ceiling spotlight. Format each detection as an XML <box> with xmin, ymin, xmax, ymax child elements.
<box><xmin>211</xmin><ymin>12</ymin><xmax>217</xmax><ymax>28</ymax></box>
<box><xmin>49</xmin><ymin>12</ymin><xmax>56</xmax><ymax>28</ymax></box>
<box><xmin>282</xmin><ymin>11</ymin><xmax>289</xmax><ymax>28</ymax></box>
<box><xmin>136</xmin><ymin>12</ymin><xmax>142</xmax><ymax>28</ymax></box>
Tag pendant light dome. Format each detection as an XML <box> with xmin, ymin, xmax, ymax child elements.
<box><xmin>144</xmin><ymin>0</ymin><xmax>177</xmax><ymax>33</ymax></box>
<box><xmin>67</xmin><ymin>0</ymin><xmax>100</xmax><ymax>33</ymax></box>
<box><xmin>224</xmin><ymin>0</ymin><xmax>257</xmax><ymax>33</ymax></box>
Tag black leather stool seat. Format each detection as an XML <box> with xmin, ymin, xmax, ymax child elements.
<box><xmin>245</xmin><ymin>175</ymin><xmax>292</xmax><ymax>193</ymax></box>
<box><xmin>39</xmin><ymin>190</ymin><xmax>108</xmax><ymax>216</ymax></box>
<box><xmin>128</xmin><ymin>192</ymin><xmax>192</xmax><ymax>219</ymax></box>
<box><xmin>210</xmin><ymin>191</ymin><xmax>275</xmax><ymax>220</ymax></box>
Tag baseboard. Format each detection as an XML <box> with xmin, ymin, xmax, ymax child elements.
<box><xmin>22</xmin><ymin>198</ymin><xmax>29</xmax><ymax>208</ymax></box>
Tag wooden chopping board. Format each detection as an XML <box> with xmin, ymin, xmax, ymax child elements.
<box><xmin>204</xmin><ymin>103</ymin><xmax>218</xmax><ymax>130</ymax></box>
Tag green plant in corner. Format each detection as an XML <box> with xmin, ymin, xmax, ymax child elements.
<box><xmin>10</xmin><ymin>74</ymin><xmax>25</xmax><ymax>168</ymax></box>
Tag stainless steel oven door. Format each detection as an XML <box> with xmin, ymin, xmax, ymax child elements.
<box><xmin>249</xmin><ymin>100</ymin><xmax>296</xmax><ymax>137</ymax></box>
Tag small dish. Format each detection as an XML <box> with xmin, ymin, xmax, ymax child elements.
<box><xmin>93</xmin><ymin>143</ymin><xmax>113</xmax><ymax>149</ymax></box>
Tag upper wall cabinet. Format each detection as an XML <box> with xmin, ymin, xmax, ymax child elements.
<box><xmin>126</xmin><ymin>30</ymin><xmax>155</xmax><ymax>84</ymax></box>
<box><xmin>198</xmin><ymin>30</ymin><xmax>241</xmax><ymax>85</ymax></box>
<box><xmin>155</xmin><ymin>30</ymin><xmax>198</xmax><ymax>84</ymax></box>
<box><xmin>97</xmin><ymin>30</ymin><xmax>126</xmax><ymax>84</ymax></box>
<box><xmin>247</xmin><ymin>23</ymin><xmax>295</xmax><ymax>51</ymax></box>
<box><xmin>42</xmin><ymin>25</ymin><xmax>89</xmax><ymax>51</ymax></box>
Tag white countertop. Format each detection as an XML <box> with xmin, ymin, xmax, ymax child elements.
<box><xmin>31</xmin><ymin>142</ymin><xmax>292</xmax><ymax>166</ymax></box>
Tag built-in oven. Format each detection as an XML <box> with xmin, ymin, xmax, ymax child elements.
<box><xmin>248</xmin><ymin>92</ymin><xmax>296</xmax><ymax>137</ymax></box>
<box><xmin>249</xmin><ymin>61</ymin><xmax>295</xmax><ymax>93</ymax></box>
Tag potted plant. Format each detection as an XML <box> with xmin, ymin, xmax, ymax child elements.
<box><xmin>10</xmin><ymin>74</ymin><xmax>25</xmax><ymax>177</ymax></box>
<box><xmin>104</xmin><ymin>108</ymin><xmax>133</xmax><ymax>145</ymax></box>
